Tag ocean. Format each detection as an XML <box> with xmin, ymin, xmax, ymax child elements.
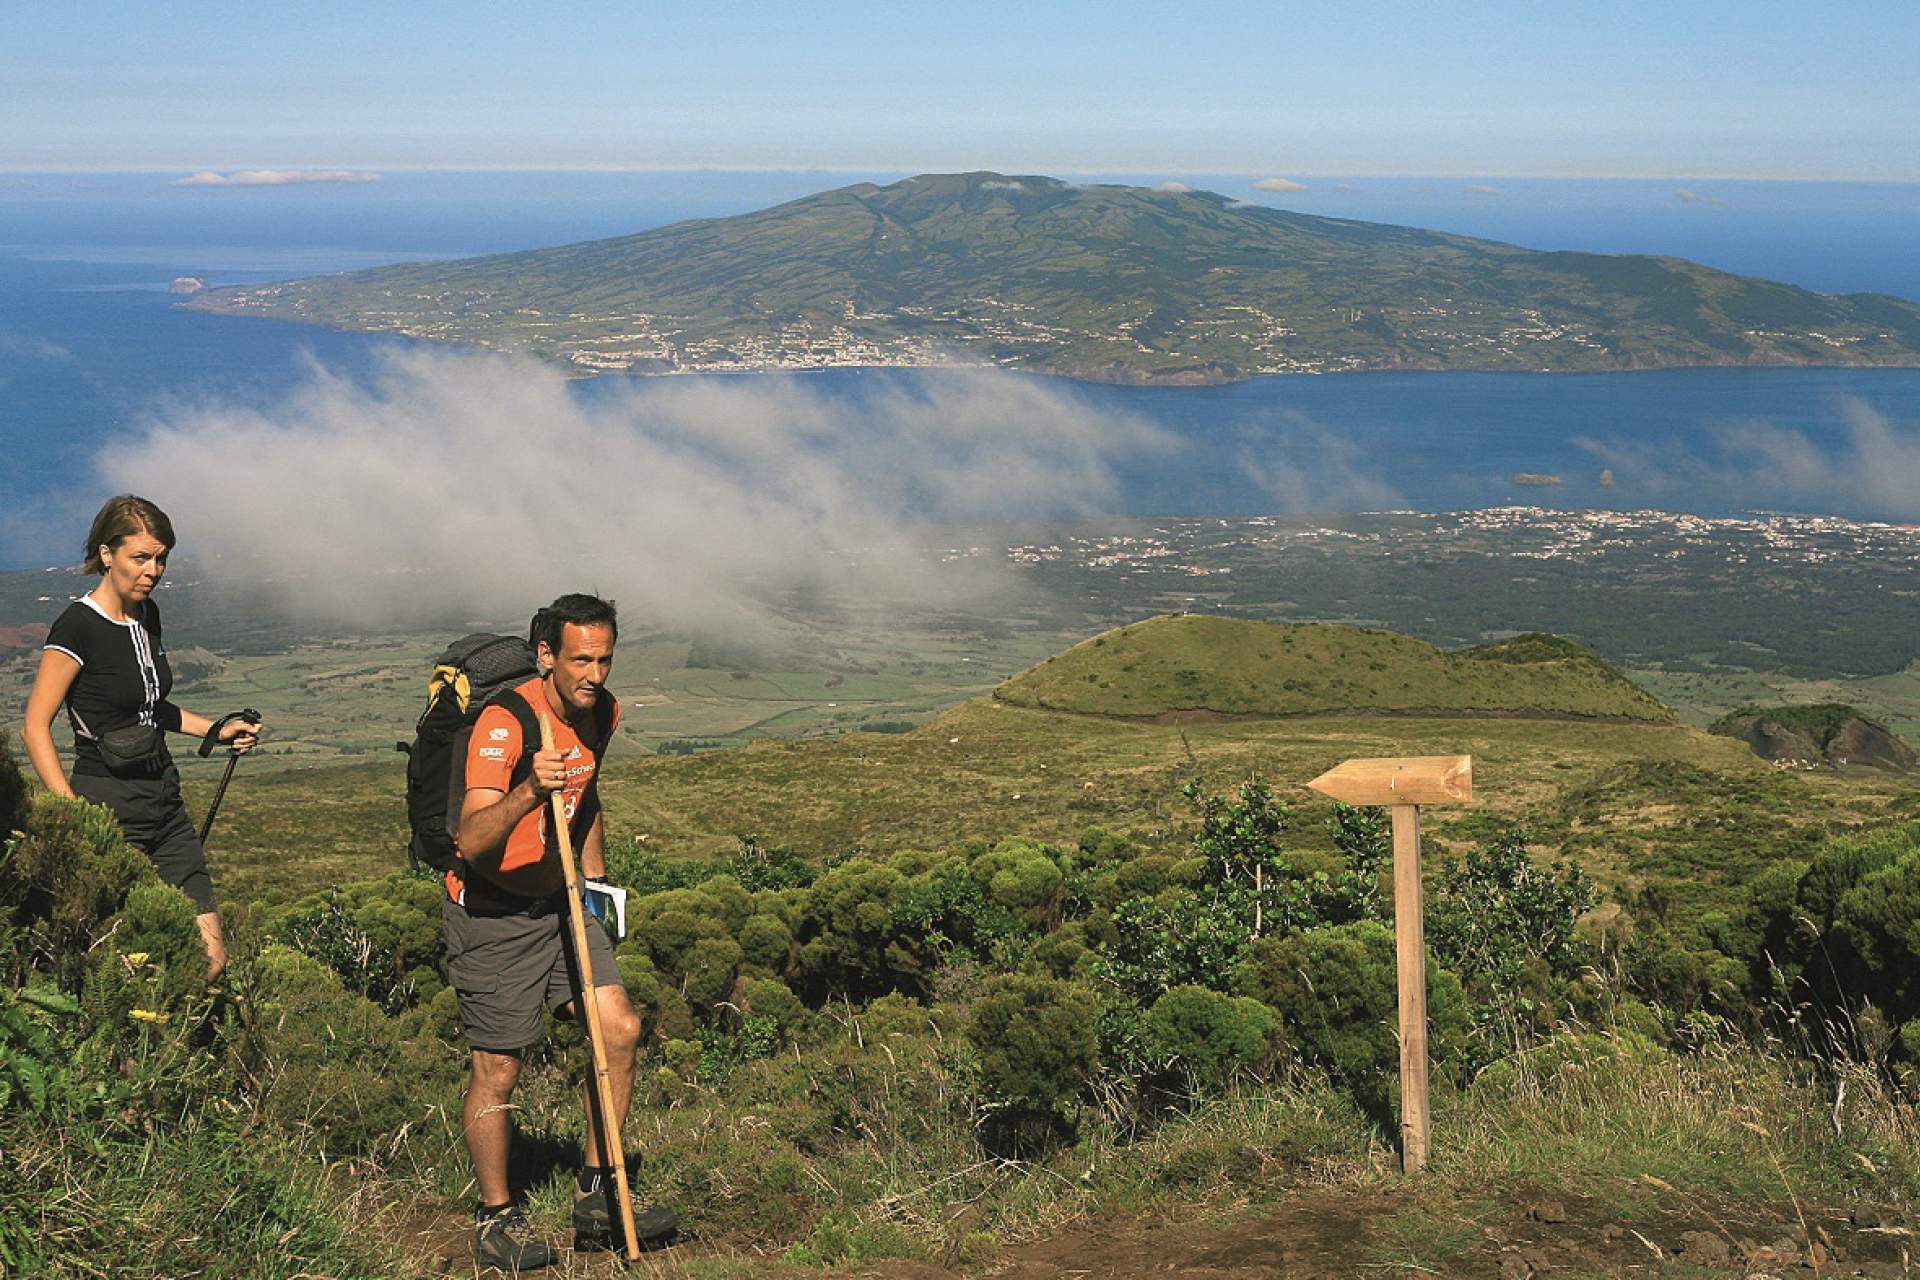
<box><xmin>3</xmin><ymin>170</ymin><xmax>1919</xmax><ymax>569</ymax></box>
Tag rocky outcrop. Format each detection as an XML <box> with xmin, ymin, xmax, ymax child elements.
<box><xmin>1710</xmin><ymin>703</ymin><xmax>1916</xmax><ymax>771</ymax></box>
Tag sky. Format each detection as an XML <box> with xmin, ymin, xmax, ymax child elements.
<box><xmin>4</xmin><ymin>1</ymin><xmax>1916</xmax><ymax>180</ymax></box>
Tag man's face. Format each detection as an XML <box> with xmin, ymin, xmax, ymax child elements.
<box><xmin>541</xmin><ymin>622</ymin><xmax>615</xmax><ymax>712</ymax></box>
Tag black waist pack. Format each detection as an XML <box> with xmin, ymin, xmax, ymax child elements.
<box><xmin>95</xmin><ymin>724</ymin><xmax>166</xmax><ymax>776</ymax></box>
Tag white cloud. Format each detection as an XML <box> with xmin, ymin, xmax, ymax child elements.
<box><xmin>1153</xmin><ymin>181</ymin><xmax>1194</xmax><ymax>193</ymax></box>
<box><xmin>1575</xmin><ymin>400</ymin><xmax>1920</xmax><ymax>517</ymax></box>
<box><xmin>1232</xmin><ymin>415</ymin><xmax>1402</xmax><ymax>513</ymax></box>
<box><xmin>0</xmin><ymin>333</ymin><xmax>71</xmax><ymax>360</ymax></box>
<box><xmin>1332</xmin><ymin>182</ymin><xmax>1360</xmax><ymax>193</ymax></box>
<box><xmin>106</xmin><ymin>351</ymin><xmax>1174</xmax><ymax>637</ymax></box>
<box><xmin>980</xmin><ymin>179</ymin><xmax>1024</xmax><ymax>191</ymax></box>
<box><xmin>173</xmin><ymin>169</ymin><xmax>381</xmax><ymax>187</ymax></box>
<box><xmin>1226</xmin><ymin>199</ymin><xmax>1260</xmax><ymax>209</ymax></box>
<box><xmin>1461</xmin><ymin>183</ymin><xmax>1501</xmax><ymax>196</ymax></box>
<box><xmin>1252</xmin><ymin>177</ymin><xmax>1308</xmax><ymax>192</ymax></box>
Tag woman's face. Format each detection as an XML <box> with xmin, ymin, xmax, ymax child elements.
<box><xmin>101</xmin><ymin>530</ymin><xmax>169</xmax><ymax>602</ymax></box>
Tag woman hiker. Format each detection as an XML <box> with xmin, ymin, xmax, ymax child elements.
<box><xmin>20</xmin><ymin>494</ymin><xmax>261</xmax><ymax>980</ymax></box>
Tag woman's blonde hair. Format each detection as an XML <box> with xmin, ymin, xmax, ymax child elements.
<box><xmin>83</xmin><ymin>495</ymin><xmax>176</xmax><ymax>575</ymax></box>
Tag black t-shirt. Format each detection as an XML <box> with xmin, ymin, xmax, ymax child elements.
<box><xmin>44</xmin><ymin>595</ymin><xmax>181</xmax><ymax>775</ymax></box>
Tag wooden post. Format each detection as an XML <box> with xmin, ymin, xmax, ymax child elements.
<box><xmin>1391</xmin><ymin>803</ymin><xmax>1430</xmax><ymax>1173</ymax></box>
<box><xmin>1307</xmin><ymin>754</ymin><xmax>1471</xmax><ymax>1174</ymax></box>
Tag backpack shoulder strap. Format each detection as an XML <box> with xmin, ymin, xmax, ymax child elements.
<box><xmin>494</xmin><ymin>685</ymin><xmax>543</xmax><ymax>790</ymax></box>
<box><xmin>591</xmin><ymin>687</ymin><xmax>617</xmax><ymax>757</ymax></box>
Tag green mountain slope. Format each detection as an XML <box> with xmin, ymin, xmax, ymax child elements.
<box><xmin>186</xmin><ymin>172</ymin><xmax>1920</xmax><ymax>383</ymax></box>
<box><xmin>993</xmin><ymin>615</ymin><xmax>1674</xmax><ymax>720</ymax></box>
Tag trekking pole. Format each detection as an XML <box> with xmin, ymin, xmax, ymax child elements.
<box><xmin>537</xmin><ymin>709</ymin><xmax>642</xmax><ymax>1264</ymax></box>
<box><xmin>197</xmin><ymin>708</ymin><xmax>262</xmax><ymax>846</ymax></box>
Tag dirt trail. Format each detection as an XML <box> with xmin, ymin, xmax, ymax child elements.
<box><xmin>401</xmin><ymin>1184</ymin><xmax>1914</xmax><ymax>1279</ymax></box>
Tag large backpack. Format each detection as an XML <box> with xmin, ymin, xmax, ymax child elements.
<box><xmin>400</xmin><ymin>634</ymin><xmax>539</xmax><ymax>873</ymax></box>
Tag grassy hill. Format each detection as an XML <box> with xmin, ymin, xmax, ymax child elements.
<box><xmin>202</xmin><ymin>685</ymin><xmax>1849</xmax><ymax>918</ymax></box>
<box><xmin>993</xmin><ymin>615</ymin><xmax>1674</xmax><ymax>721</ymax></box>
<box><xmin>186</xmin><ymin>171</ymin><xmax>1920</xmax><ymax>383</ymax></box>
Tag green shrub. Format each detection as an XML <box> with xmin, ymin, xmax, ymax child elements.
<box><xmin>738</xmin><ymin>912</ymin><xmax>794</xmax><ymax>973</ymax></box>
<box><xmin>1143</xmin><ymin>984</ymin><xmax>1280</xmax><ymax>1091</ymax></box>
<box><xmin>682</xmin><ymin>936</ymin><xmax>745</xmax><ymax>1013</ymax></box>
<box><xmin>1103</xmin><ymin>853</ymin><xmax>1187</xmax><ymax>902</ymax></box>
<box><xmin>795</xmin><ymin>850</ymin><xmax>1022</xmax><ymax>999</ymax></box>
<box><xmin>654</xmin><ymin>983</ymin><xmax>696</xmax><ymax>1043</ymax></box>
<box><xmin>1427</xmin><ymin>829</ymin><xmax>1596</xmax><ymax>1023</ymax></box>
<box><xmin>3</xmin><ymin>794</ymin><xmax>150</xmax><ymax>974</ymax></box>
<box><xmin>1833</xmin><ymin>849</ymin><xmax>1920</xmax><ymax>1023</ymax></box>
<box><xmin>273</xmin><ymin>873</ymin><xmax>444</xmax><ymax>1013</ymax></box>
<box><xmin>695</xmin><ymin>874</ymin><xmax>755</xmax><ymax>933</ymax></box>
<box><xmin>629</xmin><ymin>888</ymin><xmax>731</xmax><ymax>973</ymax></box>
<box><xmin>248</xmin><ymin>945</ymin><xmax>444</xmax><ymax>1155</ymax></box>
<box><xmin>117</xmin><ymin>881</ymin><xmax>207</xmax><ymax>1008</ymax></box>
<box><xmin>1030</xmin><ymin>921</ymin><xmax>1092</xmax><ymax>979</ymax></box>
<box><xmin>1183</xmin><ymin>776</ymin><xmax>1292</xmax><ymax>897</ymax></box>
<box><xmin>0</xmin><ymin>736</ymin><xmax>27</xmax><ymax>841</ymax></box>
<box><xmin>738</xmin><ymin>976</ymin><xmax>809</xmax><ymax>1039</ymax></box>
<box><xmin>1799</xmin><ymin>828</ymin><xmax>1914</xmax><ymax>931</ymax></box>
<box><xmin>965</xmin><ymin>974</ymin><xmax>1097</xmax><ymax>1116</ymax></box>
<box><xmin>969</xmin><ymin>838</ymin><xmax>1066</xmax><ymax>930</ymax></box>
<box><xmin>1098</xmin><ymin>891</ymin><xmax>1256</xmax><ymax>1002</ymax></box>
<box><xmin>1235</xmin><ymin>921</ymin><xmax>1469</xmax><ymax>1104</ymax></box>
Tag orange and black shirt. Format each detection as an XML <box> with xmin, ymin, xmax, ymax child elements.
<box><xmin>447</xmin><ymin>676</ymin><xmax>619</xmax><ymax>908</ymax></box>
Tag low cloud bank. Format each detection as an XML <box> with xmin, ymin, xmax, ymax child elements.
<box><xmin>0</xmin><ymin>332</ymin><xmax>71</xmax><ymax>360</ymax></box>
<box><xmin>174</xmin><ymin>169</ymin><xmax>381</xmax><ymax>187</ymax></box>
<box><xmin>1252</xmin><ymin>177</ymin><xmax>1308</xmax><ymax>193</ymax></box>
<box><xmin>1232</xmin><ymin>414</ymin><xmax>1403</xmax><ymax>512</ymax></box>
<box><xmin>104</xmin><ymin>352</ymin><xmax>1171</xmax><ymax>637</ymax></box>
<box><xmin>1577</xmin><ymin>400</ymin><xmax>1920</xmax><ymax>518</ymax></box>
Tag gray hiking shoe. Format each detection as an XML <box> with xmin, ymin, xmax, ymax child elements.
<box><xmin>573</xmin><ymin>1188</ymin><xmax>679</xmax><ymax>1253</ymax></box>
<box><xmin>473</xmin><ymin>1205</ymin><xmax>556</xmax><ymax>1272</ymax></box>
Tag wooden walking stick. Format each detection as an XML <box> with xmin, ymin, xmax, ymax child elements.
<box><xmin>1308</xmin><ymin>754</ymin><xmax>1472</xmax><ymax>1174</ymax></box>
<box><xmin>537</xmin><ymin>709</ymin><xmax>642</xmax><ymax>1263</ymax></box>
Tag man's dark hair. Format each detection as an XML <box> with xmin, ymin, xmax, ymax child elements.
<box><xmin>530</xmin><ymin>593</ymin><xmax>618</xmax><ymax>656</ymax></box>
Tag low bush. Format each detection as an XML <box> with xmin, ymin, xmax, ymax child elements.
<box><xmin>1235</xmin><ymin>920</ymin><xmax>1470</xmax><ymax>1103</ymax></box>
<box><xmin>246</xmin><ymin>944</ymin><xmax>451</xmax><ymax>1156</ymax></box>
<box><xmin>966</xmin><ymin>974</ymin><xmax>1098</xmax><ymax>1117</ymax></box>
<box><xmin>273</xmin><ymin>872</ymin><xmax>445</xmax><ymax>1013</ymax></box>
<box><xmin>1143</xmin><ymin>984</ymin><xmax>1280</xmax><ymax>1092</ymax></box>
<box><xmin>3</xmin><ymin>793</ymin><xmax>149</xmax><ymax>979</ymax></box>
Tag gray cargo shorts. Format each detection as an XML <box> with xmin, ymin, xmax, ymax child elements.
<box><xmin>442</xmin><ymin>894</ymin><xmax>623</xmax><ymax>1052</ymax></box>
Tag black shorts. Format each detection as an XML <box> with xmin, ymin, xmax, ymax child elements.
<box><xmin>442</xmin><ymin>895</ymin><xmax>622</xmax><ymax>1052</ymax></box>
<box><xmin>71</xmin><ymin>765</ymin><xmax>218</xmax><ymax>914</ymax></box>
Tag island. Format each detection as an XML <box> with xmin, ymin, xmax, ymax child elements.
<box><xmin>184</xmin><ymin>172</ymin><xmax>1920</xmax><ymax>385</ymax></box>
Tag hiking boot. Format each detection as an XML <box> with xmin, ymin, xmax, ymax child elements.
<box><xmin>473</xmin><ymin>1204</ymin><xmax>556</xmax><ymax>1272</ymax></box>
<box><xmin>573</xmin><ymin>1187</ymin><xmax>678</xmax><ymax>1253</ymax></box>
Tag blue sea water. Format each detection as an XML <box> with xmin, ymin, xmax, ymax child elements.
<box><xmin>3</xmin><ymin>171</ymin><xmax>1919</xmax><ymax>568</ymax></box>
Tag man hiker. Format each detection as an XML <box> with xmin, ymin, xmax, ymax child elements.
<box><xmin>442</xmin><ymin>593</ymin><xmax>676</xmax><ymax>1270</ymax></box>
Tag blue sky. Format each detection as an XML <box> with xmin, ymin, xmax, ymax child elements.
<box><xmin>5</xmin><ymin>0</ymin><xmax>1915</xmax><ymax>179</ymax></box>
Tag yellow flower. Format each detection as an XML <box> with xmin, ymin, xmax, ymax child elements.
<box><xmin>130</xmin><ymin>1009</ymin><xmax>170</xmax><ymax>1024</ymax></box>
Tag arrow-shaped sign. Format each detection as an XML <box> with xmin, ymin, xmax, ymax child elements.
<box><xmin>1307</xmin><ymin>754</ymin><xmax>1472</xmax><ymax>808</ymax></box>
<box><xmin>1304</xmin><ymin>752</ymin><xmax>1474</xmax><ymax>1175</ymax></box>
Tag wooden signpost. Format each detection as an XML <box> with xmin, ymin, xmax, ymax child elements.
<box><xmin>1307</xmin><ymin>754</ymin><xmax>1472</xmax><ymax>1173</ymax></box>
